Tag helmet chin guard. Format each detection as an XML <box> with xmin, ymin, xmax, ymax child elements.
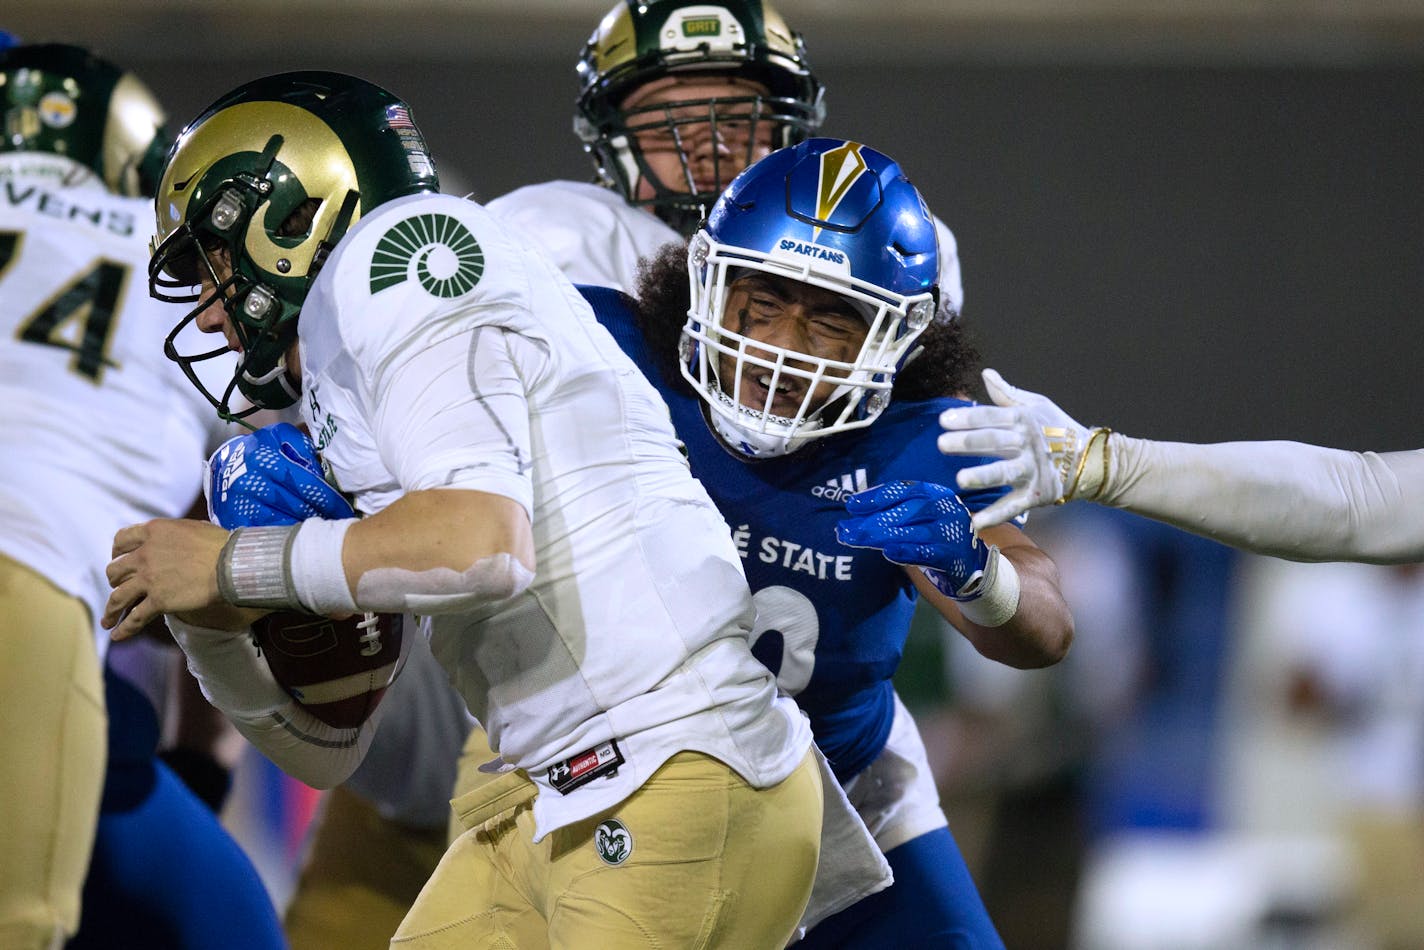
<box><xmin>702</xmin><ymin>384</ymin><xmax>822</xmax><ymax>459</ymax></box>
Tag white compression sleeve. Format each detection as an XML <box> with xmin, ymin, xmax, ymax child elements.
<box><xmin>1102</xmin><ymin>438</ymin><xmax>1424</xmax><ymax>563</ymax></box>
<box><xmin>166</xmin><ymin>617</ymin><xmax>381</xmax><ymax>788</ymax></box>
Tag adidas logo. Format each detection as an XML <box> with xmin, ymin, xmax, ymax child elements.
<box><xmin>812</xmin><ymin>468</ymin><xmax>869</xmax><ymax>501</ymax></box>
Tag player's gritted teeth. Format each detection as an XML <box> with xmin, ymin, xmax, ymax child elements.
<box><xmin>742</xmin><ymin>367</ymin><xmax>806</xmax><ymax>416</ymax></box>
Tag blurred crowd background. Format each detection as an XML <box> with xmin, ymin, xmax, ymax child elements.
<box><xmin>8</xmin><ymin>2</ymin><xmax>1424</xmax><ymax>947</ymax></box>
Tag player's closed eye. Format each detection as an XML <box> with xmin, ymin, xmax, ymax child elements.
<box><xmin>810</xmin><ymin>315</ymin><xmax>860</xmax><ymax>340</ymax></box>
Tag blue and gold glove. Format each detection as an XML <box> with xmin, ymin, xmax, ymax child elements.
<box><xmin>205</xmin><ymin>422</ymin><xmax>354</xmax><ymax>530</ymax></box>
<box><xmin>836</xmin><ymin>480</ymin><xmax>990</xmax><ymax>600</ymax></box>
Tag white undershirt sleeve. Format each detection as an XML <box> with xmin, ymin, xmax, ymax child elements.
<box><xmin>165</xmin><ymin>616</ymin><xmax>384</xmax><ymax>788</ymax></box>
<box><xmin>1105</xmin><ymin>438</ymin><xmax>1424</xmax><ymax>564</ymax></box>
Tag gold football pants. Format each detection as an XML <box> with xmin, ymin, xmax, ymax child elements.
<box><xmin>0</xmin><ymin>554</ymin><xmax>105</xmax><ymax>950</ymax></box>
<box><xmin>284</xmin><ymin>784</ymin><xmax>449</xmax><ymax>950</ymax></box>
<box><xmin>395</xmin><ymin>729</ymin><xmax>822</xmax><ymax>949</ymax></box>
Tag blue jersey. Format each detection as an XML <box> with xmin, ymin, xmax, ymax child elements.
<box><xmin>583</xmin><ymin>286</ymin><xmax>1007</xmax><ymax>780</ymax></box>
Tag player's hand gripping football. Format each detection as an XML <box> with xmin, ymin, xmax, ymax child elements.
<box><xmin>835</xmin><ymin>481</ymin><xmax>990</xmax><ymax>600</ymax></box>
<box><xmin>103</xmin><ymin>423</ymin><xmax>354</xmax><ymax>641</ymax></box>
<box><xmin>208</xmin><ymin>423</ymin><xmax>401</xmax><ymax>729</ymax></box>
<box><xmin>937</xmin><ymin>368</ymin><xmax>1111</xmax><ymax>531</ymax></box>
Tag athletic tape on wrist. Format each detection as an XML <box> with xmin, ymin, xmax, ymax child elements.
<box><xmin>289</xmin><ymin>517</ymin><xmax>359</xmax><ymax>616</ymax></box>
<box><xmin>955</xmin><ymin>546</ymin><xmax>1021</xmax><ymax>628</ymax></box>
<box><xmin>216</xmin><ymin>519</ymin><xmax>359</xmax><ymax>615</ymax></box>
<box><xmin>217</xmin><ymin>526</ymin><xmax>300</xmax><ymax>609</ymax></box>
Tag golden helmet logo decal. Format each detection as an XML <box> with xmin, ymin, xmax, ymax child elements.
<box><xmin>814</xmin><ymin>140</ymin><xmax>867</xmax><ymax>241</ymax></box>
<box><xmin>157</xmin><ymin>101</ymin><xmax>359</xmax><ymax>278</ymax></box>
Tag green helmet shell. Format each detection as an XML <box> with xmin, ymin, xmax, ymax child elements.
<box><xmin>152</xmin><ymin>70</ymin><xmax>439</xmax><ymax>415</ymax></box>
<box><xmin>0</xmin><ymin>43</ymin><xmax>170</xmax><ymax>197</ymax></box>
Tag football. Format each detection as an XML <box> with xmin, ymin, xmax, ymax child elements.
<box><xmin>252</xmin><ymin>610</ymin><xmax>404</xmax><ymax>729</ymax></box>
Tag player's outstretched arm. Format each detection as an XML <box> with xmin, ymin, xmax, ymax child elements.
<box><xmin>837</xmin><ymin>481</ymin><xmax>1073</xmax><ymax>668</ymax></box>
<box><xmin>940</xmin><ymin>368</ymin><xmax>1424</xmax><ymax>564</ymax></box>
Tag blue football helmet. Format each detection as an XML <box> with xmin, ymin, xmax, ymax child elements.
<box><xmin>681</xmin><ymin>138</ymin><xmax>938</xmax><ymax>458</ymax></box>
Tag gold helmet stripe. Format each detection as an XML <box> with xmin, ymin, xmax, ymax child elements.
<box><xmin>590</xmin><ymin>3</ymin><xmax>637</xmax><ymax>76</ymax></box>
<box><xmin>813</xmin><ymin>140</ymin><xmax>867</xmax><ymax>242</ymax></box>
<box><xmin>157</xmin><ymin>101</ymin><xmax>359</xmax><ymax>278</ymax></box>
<box><xmin>103</xmin><ymin>72</ymin><xmax>166</xmax><ymax>196</ymax></box>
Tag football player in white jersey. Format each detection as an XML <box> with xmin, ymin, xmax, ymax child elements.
<box><xmin>489</xmin><ymin>0</ymin><xmax>963</xmax><ymax>310</ymax></box>
<box><xmin>282</xmin><ymin>3</ymin><xmax>975</xmax><ymax>947</ymax></box>
<box><xmin>0</xmin><ymin>44</ymin><xmax>281</xmax><ymax>949</ymax></box>
<box><xmin>105</xmin><ymin>70</ymin><xmax>835</xmax><ymax>948</ymax></box>
<box><xmin>939</xmin><ymin>369</ymin><xmax>1424</xmax><ymax>563</ymax></box>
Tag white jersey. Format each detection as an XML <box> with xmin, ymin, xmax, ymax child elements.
<box><xmin>347</xmin><ymin>178</ymin><xmax>969</xmax><ymax>833</ymax></box>
<box><xmin>486</xmin><ymin>180</ymin><xmax>680</xmax><ymax>294</ymax></box>
<box><xmin>489</xmin><ymin>178</ymin><xmax>967</xmax><ymax>314</ymax></box>
<box><xmin>331</xmin><ymin>182</ymin><xmax>678</xmax><ymax>827</ymax></box>
<box><xmin>298</xmin><ymin>191</ymin><xmax>811</xmax><ymax>838</ymax></box>
<box><xmin>0</xmin><ymin>156</ymin><xmax>233</xmax><ymax>657</ymax></box>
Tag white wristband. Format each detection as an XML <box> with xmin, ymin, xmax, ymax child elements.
<box><xmin>289</xmin><ymin>517</ymin><xmax>359</xmax><ymax>616</ymax></box>
<box><xmin>955</xmin><ymin>547</ymin><xmax>1021</xmax><ymax>628</ymax></box>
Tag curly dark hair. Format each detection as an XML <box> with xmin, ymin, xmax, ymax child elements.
<box><xmin>632</xmin><ymin>242</ymin><xmax>981</xmax><ymax>400</ymax></box>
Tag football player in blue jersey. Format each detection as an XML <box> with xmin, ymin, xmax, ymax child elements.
<box><xmin>576</xmin><ymin>137</ymin><xmax>1075</xmax><ymax>948</ymax></box>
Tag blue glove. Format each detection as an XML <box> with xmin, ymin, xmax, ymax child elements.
<box><xmin>835</xmin><ymin>480</ymin><xmax>990</xmax><ymax>600</ymax></box>
<box><xmin>205</xmin><ymin>422</ymin><xmax>354</xmax><ymax>530</ymax></box>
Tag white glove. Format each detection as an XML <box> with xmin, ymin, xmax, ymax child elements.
<box><xmin>937</xmin><ymin>368</ymin><xmax>1111</xmax><ymax>531</ymax></box>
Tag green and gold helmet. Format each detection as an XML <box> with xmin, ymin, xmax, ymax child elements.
<box><xmin>575</xmin><ymin>0</ymin><xmax>823</xmax><ymax>236</ymax></box>
<box><xmin>0</xmin><ymin>43</ymin><xmax>170</xmax><ymax>197</ymax></box>
<box><xmin>150</xmin><ymin>71</ymin><xmax>439</xmax><ymax>417</ymax></box>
